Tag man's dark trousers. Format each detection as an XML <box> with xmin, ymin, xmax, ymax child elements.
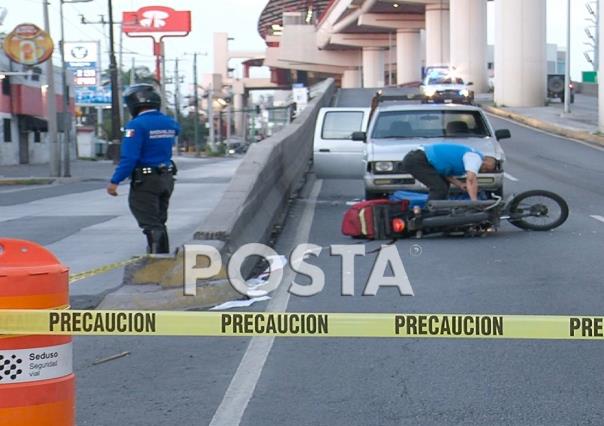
<box><xmin>401</xmin><ymin>150</ymin><xmax>449</xmax><ymax>200</ymax></box>
<box><xmin>129</xmin><ymin>173</ymin><xmax>174</xmax><ymax>252</ymax></box>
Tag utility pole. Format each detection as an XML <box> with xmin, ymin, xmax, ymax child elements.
<box><xmin>59</xmin><ymin>0</ymin><xmax>71</xmax><ymax>177</ymax></box>
<box><xmin>130</xmin><ymin>57</ymin><xmax>136</xmax><ymax>86</ymax></box>
<box><xmin>599</xmin><ymin>0</ymin><xmax>604</xmax><ymax>132</ymax></box>
<box><xmin>174</xmin><ymin>57</ymin><xmax>181</xmax><ymax>152</ymax></box>
<box><xmin>59</xmin><ymin>0</ymin><xmax>93</xmax><ymax>177</ymax></box>
<box><xmin>564</xmin><ymin>0</ymin><xmax>571</xmax><ymax>114</ymax></box>
<box><xmin>107</xmin><ymin>0</ymin><xmax>121</xmax><ymax>163</ymax></box>
<box><xmin>184</xmin><ymin>52</ymin><xmax>207</xmax><ymax>153</ymax></box>
<box><xmin>192</xmin><ymin>53</ymin><xmax>201</xmax><ymax>152</ymax></box>
<box><xmin>43</xmin><ymin>0</ymin><xmax>60</xmax><ymax>177</ymax></box>
<box><xmin>81</xmin><ymin>9</ymin><xmax>122</xmax><ymax>161</ymax></box>
<box><xmin>207</xmin><ymin>85</ymin><xmax>215</xmax><ymax>152</ymax></box>
<box><xmin>160</xmin><ymin>42</ymin><xmax>167</xmax><ymax>114</ymax></box>
<box><xmin>118</xmin><ymin>23</ymin><xmax>124</xmax><ymax>125</ymax></box>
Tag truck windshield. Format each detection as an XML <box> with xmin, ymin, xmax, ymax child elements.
<box><xmin>371</xmin><ymin>110</ymin><xmax>490</xmax><ymax>139</ymax></box>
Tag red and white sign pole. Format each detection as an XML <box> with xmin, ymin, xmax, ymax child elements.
<box><xmin>122</xmin><ymin>6</ymin><xmax>191</xmax><ymax>84</ymax></box>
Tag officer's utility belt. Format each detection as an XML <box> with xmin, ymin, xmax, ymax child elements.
<box><xmin>132</xmin><ymin>162</ymin><xmax>177</xmax><ymax>183</ymax></box>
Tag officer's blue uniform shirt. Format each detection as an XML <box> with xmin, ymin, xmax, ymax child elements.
<box><xmin>110</xmin><ymin>110</ymin><xmax>180</xmax><ymax>184</ymax></box>
<box><xmin>423</xmin><ymin>143</ymin><xmax>483</xmax><ymax>176</ymax></box>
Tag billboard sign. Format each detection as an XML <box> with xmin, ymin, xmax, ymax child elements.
<box><xmin>65</xmin><ymin>41</ymin><xmax>99</xmax><ymax>88</ymax></box>
<box><xmin>75</xmin><ymin>85</ymin><xmax>112</xmax><ymax>106</ymax></box>
<box><xmin>3</xmin><ymin>23</ymin><xmax>54</xmax><ymax>65</ymax></box>
<box><xmin>122</xmin><ymin>6</ymin><xmax>191</xmax><ymax>34</ymax></box>
<box><xmin>65</xmin><ymin>41</ymin><xmax>98</xmax><ymax>67</ymax></box>
<box><xmin>64</xmin><ymin>41</ymin><xmax>99</xmax><ymax>87</ymax></box>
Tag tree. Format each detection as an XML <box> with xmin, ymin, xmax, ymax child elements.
<box><xmin>179</xmin><ymin>111</ymin><xmax>207</xmax><ymax>151</ymax></box>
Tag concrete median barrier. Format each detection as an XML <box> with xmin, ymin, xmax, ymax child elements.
<box><xmin>104</xmin><ymin>79</ymin><xmax>336</xmax><ymax>310</ymax></box>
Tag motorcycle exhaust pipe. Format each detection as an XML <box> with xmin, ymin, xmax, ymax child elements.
<box><xmin>420</xmin><ymin>212</ymin><xmax>490</xmax><ymax>228</ymax></box>
<box><xmin>426</xmin><ymin>200</ymin><xmax>496</xmax><ymax>209</ymax></box>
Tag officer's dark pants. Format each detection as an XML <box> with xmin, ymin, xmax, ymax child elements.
<box><xmin>129</xmin><ymin>173</ymin><xmax>174</xmax><ymax>253</ymax></box>
<box><xmin>401</xmin><ymin>150</ymin><xmax>449</xmax><ymax>200</ymax></box>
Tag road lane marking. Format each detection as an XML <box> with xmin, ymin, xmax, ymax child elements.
<box><xmin>590</xmin><ymin>215</ymin><xmax>604</xmax><ymax>223</ymax></box>
<box><xmin>209</xmin><ymin>179</ymin><xmax>324</xmax><ymax>426</ymax></box>
<box><xmin>503</xmin><ymin>172</ymin><xmax>519</xmax><ymax>182</ymax></box>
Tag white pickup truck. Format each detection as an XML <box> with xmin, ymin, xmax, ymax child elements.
<box><xmin>313</xmin><ymin>102</ymin><xmax>509</xmax><ymax>199</ymax></box>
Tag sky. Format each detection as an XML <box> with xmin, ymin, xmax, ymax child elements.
<box><xmin>0</xmin><ymin>0</ymin><xmax>594</xmax><ymax>95</ymax></box>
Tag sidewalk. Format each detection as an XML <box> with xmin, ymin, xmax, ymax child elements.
<box><xmin>477</xmin><ymin>93</ymin><xmax>604</xmax><ymax>146</ymax></box>
<box><xmin>0</xmin><ymin>156</ymin><xmax>242</xmax><ymax>309</ymax></box>
<box><xmin>0</xmin><ymin>154</ymin><xmax>212</xmax><ymax>183</ymax></box>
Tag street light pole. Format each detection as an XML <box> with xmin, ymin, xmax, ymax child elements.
<box><xmin>59</xmin><ymin>0</ymin><xmax>71</xmax><ymax>177</ymax></box>
<box><xmin>107</xmin><ymin>0</ymin><xmax>122</xmax><ymax>163</ymax></box>
<box><xmin>43</xmin><ymin>0</ymin><xmax>60</xmax><ymax>177</ymax></box>
<box><xmin>60</xmin><ymin>0</ymin><xmax>93</xmax><ymax>177</ymax></box>
<box><xmin>563</xmin><ymin>0</ymin><xmax>571</xmax><ymax>114</ymax></box>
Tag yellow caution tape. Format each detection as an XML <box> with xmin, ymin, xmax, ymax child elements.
<box><xmin>0</xmin><ymin>310</ymin><xmax>604</xmax><ymax>339</ymax></box>
<box><xmin>69</xmin><ymin>257</ymin><xmax>145</xmax><ymax>284</ymax></box>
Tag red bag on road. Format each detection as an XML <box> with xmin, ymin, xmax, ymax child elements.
<box><xmin>342</xmin><ymin>199</ymin><xmax>409</xmax><ymax>239</ymax></box>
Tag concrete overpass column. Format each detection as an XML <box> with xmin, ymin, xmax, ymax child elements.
<box><xmin>233</xmin><ymin>93</ymin><xmax>244</xmax><ymax>137</ymax></box>
<box><xmin>342</xmin><ymin>69</ymin><xmax>362</xmax><ymax>88</ymax></box>
<box><xmin>396</xmin><ymin>29</ymin><xmax>421</xmax><ymax>85</ymax></box>
<box><xmin>494</xmin><ymin>0</ymin><xmax>546</xmax><ymax>107</ymax></box>
<box><xmin>425</xmin><ymin>4</ymin><xmax>450</xmax><ymax>66</ymax></box>
<box><xmin>362</xmin><ymin>47</ymin><xmax>385</xmax><ymax>88</ymax></box>
<box><xmin>450</xmin><ymin>0</ymin><xmax>488</xmax><ymax>92</ymax></box>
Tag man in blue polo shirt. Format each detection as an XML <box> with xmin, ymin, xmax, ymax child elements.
<box><xmin>106</xmin><ymin>84</ymin><xmax>180</xmax><ymax>253</ymax></box>
<box><xmin>401</xmin><ymin>143</ymin><xmax>497</xmax><ymax>200</ymax></box>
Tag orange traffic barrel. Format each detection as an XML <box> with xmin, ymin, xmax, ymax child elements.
<box><xmin>0</xmin><ymin>239</ymin><xmax>74</xmax><ymax>425</ymax></box>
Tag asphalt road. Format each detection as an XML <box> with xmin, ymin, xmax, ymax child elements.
<box><xmin>79</xmin><ymin>93</ymin><xmax>604</xmax><ymax>424</ymax></box>
<box><xmin>4</xmin><ymin>91</ymin><xmax>604</xmax><ymax>424</ymax></box>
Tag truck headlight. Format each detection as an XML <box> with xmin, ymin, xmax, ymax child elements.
<box><xmin>424</xmin><ymin>88</ymin><xmax>436</xmax><ymax>97</ymax></box>
<box><xmin>375</xmin><ymin>161</ymin><xmax>394</xmax><ymax>172</ymax></box>
<box><xmin>459</xmin><ymin>89</ymin><xmax>470</xmax><ymax>97</ymax></box>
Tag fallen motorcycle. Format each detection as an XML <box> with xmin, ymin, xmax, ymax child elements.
<box><xmin>343</xmin><ymin>190</ymin><xmax>569</xmax><ymax>239</ymax></box>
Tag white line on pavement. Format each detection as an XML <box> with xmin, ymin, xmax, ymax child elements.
<box><xmin>504</xmin><ymin>172</ymin><xmax>519</xmax><ymax>182</ymax></box>
<box><xmin>209</xmin><ymin>179</ymin><xmax>324</xmax><ymax>426</ymax></box>
<box><xmin>590</xmin><ymin>215</ymin><xmax>604</xmax><ymax>223</ymax></box>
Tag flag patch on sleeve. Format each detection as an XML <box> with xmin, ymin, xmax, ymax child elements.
<box><xmin>124</xmin><ymin>129</ymin><xmax>135</xmax><ymax>137</ymax></box>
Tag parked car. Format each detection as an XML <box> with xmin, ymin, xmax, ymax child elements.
<box><xmin>420</xmin><ymin>72</ymin><xmax>475</xmax><ymax>104</ymax></box>
<box><xmin>224</xmin><ymin>136</ymin><xmax>249</xmax><ymax>155</ymax></box>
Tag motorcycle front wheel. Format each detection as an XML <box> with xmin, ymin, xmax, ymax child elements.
<box><xmin>507</xmin><ymin>190</ymin><xmax>569</xmax><ymax>231</ymax></box>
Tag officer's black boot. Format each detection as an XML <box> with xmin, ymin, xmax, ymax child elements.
<box><xmin>143</xmin><ymin>229</ymin><xmax>162</xmax><ymax>254</ymax></box>
<box><xmin>157</xmin><ymin>226</ymin><xmax>170</xmax><ymax>254</ymax></box>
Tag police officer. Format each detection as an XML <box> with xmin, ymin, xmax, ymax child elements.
<box><xmin>106</xmin><ymin>84</ymin><xmax>180</xmax><ymax>254</ymax></box>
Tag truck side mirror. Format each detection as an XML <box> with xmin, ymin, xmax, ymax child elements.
<box><xmin>495</xmin><ymin>129</ymin><xmax>511</xmax><ymax>140</ymax></box>
<box><xmin>351</xmin><ymin>131</ymin><xmax>366</xmax><ymax>142</ymax></box>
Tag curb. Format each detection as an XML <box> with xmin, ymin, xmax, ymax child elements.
<box><xmin>480</xmin><ymin>104</ymin><xmax>604</xmax><ymax>147</ymax></box>
<box><xmin>0</xmin><ymin>178</ymin><xmax>56</xmax><ymax>185</ymax></box>
<box><xmin>0</xmin><ymin>177</ymin><xmax>89</xmax><ymax>186</ymax></box>
<box><xmin>97</xmin><ymin>279</ymin><xmax>242</xmax><ymax>311</ymax></box>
